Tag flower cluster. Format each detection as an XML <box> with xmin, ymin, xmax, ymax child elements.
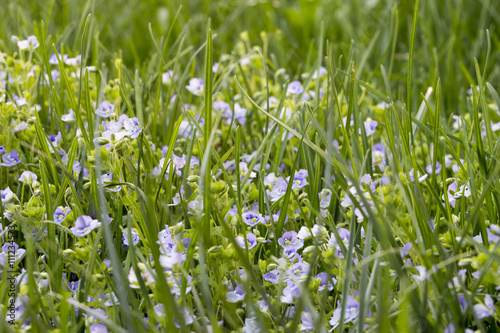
<box><xmin>0</xmin><ymin>31</ymin><xmax>498</xmax><ymax>333</ymax></box>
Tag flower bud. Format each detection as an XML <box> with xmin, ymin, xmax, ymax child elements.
<box><xmin>211</xmin><ymin>181</ymin><xmax>227</xmax><ymax>194</ymax></box>
<box><xmin>115</xmin><ymin>58</ymin><xmax>122</xmax><ymax>70</ymax></box>
<box><xmin>173</xmin><ymin>223</ymin><xmax>184</xmax><ymax>235</ymax></box>
<box><xmin>187</xmin><ymin>175</ymin><xmax>200</xmax><ymax>184</ymax></box>
<box><xmin>258</xmin><ymin>259</ymin><xmax>267</xmax><ymax>272</ymax></box>
<box><xmin>208</xmin><ymin>245</ymin><xmax>221</xmax><ymax>253</ymax></box>
<box><xmin>115</xmin><ymin>139</ymin><xmax>124</xmax><ymax>150</ymax></box>
<box><xmin>94</xmin><ymin>138</ymin><xmax>109</xmax><ymax>145</ymax></box>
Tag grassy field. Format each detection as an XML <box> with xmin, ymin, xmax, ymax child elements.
<box><xmin>1</xmin><ymin>0</ymin><xmax>500</xmax><ymax>332</ymax></box>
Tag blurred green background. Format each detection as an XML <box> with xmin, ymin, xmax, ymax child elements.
<box><xmin>1</xmin><ymin>0</ymin><xmax>499</xmax><ymax>111</ymax></box>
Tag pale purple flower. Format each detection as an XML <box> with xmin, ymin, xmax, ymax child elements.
<box><xmin>444</xmin><ymin>324</ymin><xmax>474</xmax><ymax>333</ymax></box>
<box><xmin>458</xmin><ymin>294</ymin><xmax>467</xmax><ymax>313</ymax></box>
<box><xmin>242</xmin><ymin>317</ymin><xmax>261</xmax><ymax>333</ymax></box>
<box><xmin>278</xmin><ymin>231</ymin><xmax>304</xmax><ymax>251</ymax></box>
<box><xmin>160</xmin><ymin>145</ymin><xmax>169</xmax><ymax>157</ymax></box>
<box><xmin>71</xmin><ymin>216</ymin><xmax>101</xmax><ymax>237</ymax></box>
<box><xmin>281</xmin><ymin>279</ymin><xmax>300</xmax><ymax>304</ymax></box>
<box><xmin>264</xmin><ymin>269</ymin><xmax>281</xmax><ymax>284</ymax></box>
<box><xmin>158</xmin><ymin>237</ymin><xmax>175</xmax><ymax>256</ymax></box>
<box><xmin>301</xmin><ymin>66</ymin><xmax>327</xmax><ymax>80</ymax></box>
<box><xmin>0</xmin><ymin>146</ymin><xmax>4</xmax><ymax>156</ymax></box>
<box><xmin>474</xmin><ymin>295</ymin><xmax>495</xmax><ymax>319</ymax></box>
<box><xmin>48</xmin><ymin>132</ymin><xmax>62</xmax><ymax>148</ymax></box>
<box><xmin>287</xmin><ymin>81</ymin><xmax>304</xmax><ymax>95</ymax></box>
<box><xmin>451</xmin><ymin>269</ymin><xmax>467</xmax><ymax>289</ymax></box>
<box><xmin>18</xmin><ymin>171</ymin><xmax>37</xmax><ymax>184</ymax></box>
<box><xmin>473</xmin><ymin>228</ymin><xmax>500</xmax><ymax>245</ymax></box>
<box><xmin>316</xmin><ymin>272</ymin><xmax>336</xmax><ymax>291</ymax></box>
<box><xmin>307</xmin><ymin>88</ymin><xmax>326</xmax><ymax>100</ymax></box>
<box><xmin>300</xmin><ymin>311</ymin><xmax>315</xmax><ymax>332</ymax></box>
<box><xmin>400</xmin><ymin>243</ymin><xmax>413</xmax><ymax>258</ymax></box>
<box><xmin>122</xmin><ymin>229</ymin><xmax>140</xmax><ymax>246</ymax></box>
<box><xmin>452</xmin><ymin>159</ymin><xmax>464</xmax><ymax>173</ymax></box>
<box><xmin>491</xmin><ymin>225</ymin><xmax>500</xmax><ymax>239</ymax></box>
<box><xmin>226</xmin><ymin>284</ymin><xmax>246</xmax><ymax>303</ymax></box>
<box><xmin>342</xmin><ymin>115</ymin><xmax>354</xmax><ymax>127</ymax></box>
<box><xmin>426</xmin><ymin>161</ymin><xmax>441</xmax><ymax>175</ymax></box>
<box><xmin>264</xmin><ymin>172</ymin><xmax>277</xmax><ymax>186</ymax></box>
<box><xmin>376</xmin><ymin>101</ymin><xmax>390</xmax><ymax>109</ymax></box>
<box><xmin>297</xmin><ymin>226</ymin><xmax>312</xmax><ymax>240</ymax></box>
<box><xmin>241</xmin><ymin>212</ymin><xmax>263</xmax><ymax>227</ymax></box>
<box><xmin>168</xmin><ymin>275</ymin><xmax>192</xmax><ymax>296</ymax></box>
<box><xmin>153</xmin><ymin>155</ymin><xmax>185</xmax><ymax>178</ymax></box>
<box><xmin>15</xmin><ymin>35</ymin><xmax>39</xmax><ymax>50</ymax></box>
<box><xmin>162</xmin><ymin>70</ymin><xmax>177</xmax><ymax>84</ymax></box>
<box><xmin>72</xmin><ymin>161</ymin><xmax>86</xmax><ymax>177</ymax></box>
<box><xmin>157</xmin><ymin>226</ymin><xmax>172</xmax><ymax>243</ymax></box>
<box><xmin>224</xmin><ymin>103</ymin><xmax>247</xmax><ymax>125</ymax></box>
<box><xmin>328</xmin><ymin>228</ymin><xmax>350</xmax><ymax>258</ymax></box>
<box><xmin>330</xmin><ymin>295</ymin><xmax>359</xmax><ymax>329</ymax></box>
<box><xmin>2</xmin><ymin>151</ymin><xmax>20</xmax><ymax>167</ymax></box>
<box><xmin>101</xmin><ymin>130</ymin><xmax>127</xmax><ymax>146</ymax></box>
<box><xmin>95</xmin><ymin>101</ymin><xmax>115</xmax><ymax>118</ymax></box>
<box><xmin>178</xmin><ymin>119</ymin><xmax>196</xmax><ymax>138</ymax></box>
<box><xmin>363</xmin><ymin>119</ymin><xmax>378</xmax><ymax>136</ymax></box>
<box><xmin>319</xmin><ymin>190</ymin><xmax>332</xmax><ymax>210</ymax></box>
<box><xmin>341</xmin><ymin>187</ymin><xmax>358</xmax><ymax>208</ymax></box>
<box><xmin>89</xmin><ymin>324</ymin><xmax>108</xmax><ymax>333</ymax></box>
<box><xmin>212</xmin><ymin>62</ymin><xmax>220</xmax><ymax>73</ymax></box>
<box><xmin>2</xmin><ymin>242</ymin><xmax>25</xmax><ymax>261</ymax></box>
<box><xmin>445</xmin><ymin>155</ymin><xmax>453</xmax><ymax>168</ymax></box>
<box><xmin>64</xmin><ymin>55</ymin><xmax>81</xmax><ymax>66</ymax></box>
<box><xmin>291</xmin><ymin>169</ymin><xmax>308</xmax><ymax>190</ymax></box>
<box><xmin>118</xmin><ymin>114</ymin><xmax>129</xmax><ymax>124</ymax></box>
<box><xmin>235</xmin><ymin>232</ymin><xmax>257</xmax><ymax>249</ymax></box>
<box><xmin>284</xmin><ymin>246</ymin><xmax>299</xmax><ymax>261</ymax></box>
<box><xmin>413</xmin><ymin>266</ymin><xmax>428</xmax><ymax>281</ymax></box>
<box><xmin>103</xmin><ymin>120</ymin><xmax>123</xmax><ymax>133</ymax></box>
<box><xmin>170</xmin><ymin>154</ymin><xmax>186</xmax><ymax>175</ymax></box>
<box><xmin>185</xmin><ymin>78</ymin><xmax>204</xmax><ymax>96</ymax></box>
<box><xmin>128</xmin><ymin>264</ymin><xmax>155</xmax><ymax>288</ymax></box>
<box><xmin>297</xmin><ymin>224</ymin><xmax>327</xmax><ymax>241</ymax></box>
<box><xmin>49</xmin><ymin>53</ymin><xmax>67</xmax><ymax>65</ymax></box>
<box><xmin>11</xmin><ymin>121</ymin><xmax>28</xmax><ymax>133</ymax></box>
<box><xmin>266</xmin><ymin>177</ymin><xmax>288</xmax><ymax>202</ymax></box>
<box><xmin>61</xmin><ymin>109</ymin><xmax>75</xmax><ymax>122</ymax></box>
<box><xmin>1</xmin><ymin>187</ymin><xmax>15</xmax><ymax>204</ymax></box>
<box><xmin>213</xmin><ymin>101</ymin><xmax>230</xmax><ymax>113</ymax></box>
<box><xmin>289</xmin><ymin>262</ymin><xmax>310</xmax><ymax>280</ymax></box>
<box><xmin>379</xmin><ymin>176</ymin><xmax>390</xmax><ymax>185</ymax></box>
<box><xmin>168</xmin><ymin>186</ymin><xmax>184</xmax><ymax>206</ymax></box>
<box><xmin>264</xmin><ymin>96</ymin><xmax>279</xmax><ymax>109</ymax></box>
<box><xmin>409</xmin><ymin>168</ymin><xmax>428</xmax><ymax>182</ymax></box>
<box><xmin>123</xmin><ymin>117</ymin><xmax>142</xmax><ymax>139</ymax></box>
<box><xmin>99</xmin><ymin>172</ymin><xmax>113</xmax><ymax>184</ymax></box>
<box><xmin>53</xmin><ymin>206</ymin><xmax>71</xmax><ymax>224</ymax></box>
<box><xmin>234</xmin><ymin>104</ymin><xmax>248</xmax><ymax>123</ymax></box>
<box><xmin>443</xmin><ymin>182</ymin><xmax>471</xmax><ymax>208</ymax></box>
<box><xmin>187</xmin><ymin>200</ymin><xmax>203</xmax><ymax>214</ymax></box>
<box><xmin>159</xmin><ymin>250</ymin><xmax>186</xmax><ymax>270</ymax></box>
<box><xmin>171</xmin><ymin>306</ymin><xmax>195</xmax><ymax>328</ymax></box>
<box><xmin>238</xmin><ymin>161</ymin><xmax>256</xmax><ymax>180</ymax></box>
<box><xmin>452</xmin><ymin>115</ymin><xmax>465</xmax><ymax>129</ymax></box>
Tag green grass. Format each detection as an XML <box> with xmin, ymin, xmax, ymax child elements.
<box><xmin>1</xmin><ymin>0</ymin><xmax>500</xmax><ymax>332</ymax></box>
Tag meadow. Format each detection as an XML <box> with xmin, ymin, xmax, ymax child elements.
<box><xmin>1</xmin><ymin>0</ymin><xmax>500</xmax><ymax>332</ymax></box>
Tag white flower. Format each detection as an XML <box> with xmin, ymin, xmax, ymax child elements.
<box><xmin>13</xmin><ymin>35</ymin><xmax>39</xmax><ymax>50</ymax></box>
<box><xmin>185</xmin><ymin>78</ymin><xmax>204</xmax><ymax>96</ymax></box>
